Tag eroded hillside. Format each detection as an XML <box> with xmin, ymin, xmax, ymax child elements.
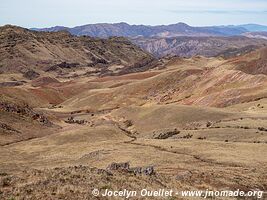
<box><xmin>0</xmin><ymin>26</ymin><xmax>266</xmax><ymax>200</ymax></box>
<box><xmin>0</xmin><ymin>25</ymin><xmax>154</xmax><ymax>77</ymax></box>
<box><xmin>132</xmin><ymin>36</ymin><xmax>267</xmax><ymax>57</ymax></box>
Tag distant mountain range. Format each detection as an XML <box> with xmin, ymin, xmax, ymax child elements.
<box><xmin>32</xmin><ymin>22</ymin><xmax>267</xmax><ymax>38</ymax></box>
<box><xmin>234</xmin><ymin>24</ymin><xmax>267</xmax><ymax>32</ymax></box>
<box><xmin>29</xmin><ymin>23</ymin><xmax>267</xmax><ymax>58</ymax></box>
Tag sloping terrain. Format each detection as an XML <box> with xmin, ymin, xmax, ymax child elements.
<box><xmin>62</xmin><ymin>48</ymin><xmax>267</xmax><ymax>111</ymax></box>
<box><xmin>0</xmin><ymin>108</ymin><xmax>266</xmax><ymax>199</ymax></box>
<box><xmin>0</xmin><ymin>97</ymin><xmax>59</xmax><ymax>145</ymax></box>
<box><xmin>243</xmin><ymin>32</ymin><xmax>267</xmax><ymax>40</ymax></box>
<box><xmin>224</xmin><ymin>47</ymin><xmax>267</xmax><ymax>75</ymax></box>
<box><xmin>132</xmin><ymin>36</ymin><xmax>267</xmax><ymax>57</ymax></box>
<box><xmin>0</xmin><ymin>27</ymin><xmax>266</xmax><ymax>200</ymax></box>
<box><xmin>0</xmin><ymin>25</ymin><xmax>154</xmax><ymax>77</ymax></box>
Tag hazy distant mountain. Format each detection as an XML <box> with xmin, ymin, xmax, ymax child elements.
<box><xmin>31</xmin><ymin>26</ymin><xmax>68</xmax><ymax>32</ymax></box>
<box><xmin>236</xmin><ymin>24</ymin><xmax>267</xmax><ymax>32</ymax></box>
<box><xmin>33</xmin><ymin>22</ymin><xmax>249</xmax><ymax>38</ymax></box>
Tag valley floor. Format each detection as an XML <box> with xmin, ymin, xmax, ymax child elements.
<box><xmin>1</xmin><ymin>101</ymin><xmax>267</xmax><ymax>199</ymax></box>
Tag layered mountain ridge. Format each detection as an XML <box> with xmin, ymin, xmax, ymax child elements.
<box><xmin>132</xmin><ymin>36</ymin><xmax>267</xmax><ymax>58</ymax></box>
<box><xmin>32</xmin><ymin>22</ymin><xmax>267</xmax><ymax>38</ymax></box>
<box><xmin>31</xmin><ymin>22</ymin><xmax>267</xmax><ymax>57</ymax></box>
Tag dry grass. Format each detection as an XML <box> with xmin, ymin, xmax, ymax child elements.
<box><xmin>0</xmin><ymin>42</ymin><xmax>267</xmax><ymax>199</ymax></box>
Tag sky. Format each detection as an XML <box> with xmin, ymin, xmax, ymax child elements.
<box><xmin>1</xmin><ymin>0</ymin><xmax>267</xmax><ymax>28</ymax></box>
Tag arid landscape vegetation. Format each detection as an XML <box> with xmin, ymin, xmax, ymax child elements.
<box><xmin>0</xmin><ymin>24</ymin><xmax>267</xmax><ymax>200</ymax></box>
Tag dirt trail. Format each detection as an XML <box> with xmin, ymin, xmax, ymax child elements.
<box><xmin>127</xmin><ymin>140</ymin><xmax>243</xmax><ymax>167</ymax></box>
<box><xmin>103</xmin><ymin>116</ymin><xmax>244</xmax><ymax>168</ymax></box>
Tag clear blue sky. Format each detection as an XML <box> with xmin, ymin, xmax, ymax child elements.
<box><xmin>1</xmin><ymin>0</ymin><xmax>267</xmax><ymax>28</ymax></box>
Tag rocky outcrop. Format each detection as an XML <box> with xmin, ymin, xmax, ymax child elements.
<box><xmin>45</xmin><ymin>62</ymin><xmax>80</xmax><ymax>72</ymax></box>
<box><xmin>258</xmin><ymin>127</ymin><xmax>267</xmax><ymax>132</ymax></box>
<box><xmin>107</xmin><ymin>162</ymin><xmax>155</xmax><ymax>176</ymax></box>
<box><xmin>0</xmin><ymin>102</ymin><xmax>52</xmax><ymax>126</ymax></box>
<box><xmin>152</xmin><ymin>128</ymin><xmax>180</xmax><ymax>139</ymax></box>
<box><xmin>0</xmin><ymin>122</ymin><xmax>20</xmax><ymax>134</ymax></box>
<box><xmin>107</xmin><ymin>162</ymin><xmax>130</xmax><ymax>171</ymax></box>
<box><xmin>0</xmin><ymin>81</ymin><xmax>25</xmax><ymax>87</ymax></box>
<box><xmin>23</xmin><ymin>69</ymin><xmax>40</xmax><ymax>80</ymax></box>
<box><xmin>64</xmin><ymin>116</ymin><xmax>88</xmax><ymax>125</ymax></box>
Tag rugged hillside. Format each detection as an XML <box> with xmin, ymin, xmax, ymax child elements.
<box><xmin>0</xmin><ymin>24</ymin><xmax>266</xmax><ymax>198</ymax></box>
<box><xmin>132</xmin><ymin>36</ymin><xmax>267</xmax><ymax>57</ymax></box>
<box><xmin>0</xmin><ymin>25</ymin><xmax>154</xmax><ymax>76</ymax></box>
<box><xmin>62</xmin><ymin>48</ymin><xmax>267</xmax><ymax>110</ymax></box>
<box><xmin>33</xmin><ymin>22</ymin><xmax>248</xmax><ymax>38</ymax></box>
<box><xmin>225</xmin><ymin>47</ymin><xmax>267</xmax><ymax>75</ymax></box>
<box><xmin>243</xmin><ymin>32</ymin><xmax>267</xmax><ymax>40</ymax></box>
<box><xmin>31</xmin><ymin>23</ymin><xmax>267</xmax><ymax>57</ymax></box>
